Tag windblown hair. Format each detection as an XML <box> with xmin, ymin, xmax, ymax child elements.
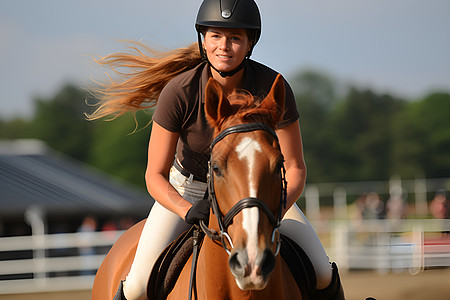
<box><xmin>87</xmin><ymin>41</ymin><xmax>202</xmax><ymax>120</ymax></box>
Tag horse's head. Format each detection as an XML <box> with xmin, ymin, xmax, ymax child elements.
<box><xmin>204</xmin><ymin>74</ymin><xmax>286</xmax><ymax>290</ymax></box>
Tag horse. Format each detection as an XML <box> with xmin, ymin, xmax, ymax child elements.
<box><xmin>93</xmin><ymin>74</ymin><xmax>308</xmax><ymax>299</ymax></box>
<box><xmin>165</xmin><ymin>74</ymin><xmax>303</xmax><ymax>299</ymax></box>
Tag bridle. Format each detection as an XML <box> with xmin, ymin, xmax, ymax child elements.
<box><xmin>199</xmin><ymin>122</ymin><xmax>287</xmax><ymax>257</ymax></box>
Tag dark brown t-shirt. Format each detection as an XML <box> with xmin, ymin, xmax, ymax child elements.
<box><xmin>152</xmin><ymin>60</ymin><xmax>299</xmax><ymax>181</ymax></box>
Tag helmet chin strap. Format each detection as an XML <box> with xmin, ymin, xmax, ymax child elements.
<box><xmin>208</xmin><ymin>58</ymin><xmax>248</xmax><ymax>78</ymax></box>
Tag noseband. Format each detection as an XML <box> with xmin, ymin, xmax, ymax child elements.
<box><xmin>200</xmin><ymin>123</ymin><xmax>287</xmax><ymax>256</ymax></box>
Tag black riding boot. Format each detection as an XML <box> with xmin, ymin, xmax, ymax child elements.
<box><xmin>113</xmin><ymin>280</ymin><xmax>127</xmax><ymax>300</ymax></box>
<box><xmin>310</xmin><ymin>262</ymin><xmax>345</xmax><ymax>300</ymax></box>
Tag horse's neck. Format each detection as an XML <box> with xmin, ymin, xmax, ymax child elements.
<box><xmin>197</xmin><ymin>237</ymin><xmax>235</xmax><ymax>298</ymax></box>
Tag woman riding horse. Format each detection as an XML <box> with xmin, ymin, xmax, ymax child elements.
<box><xmin>89</xmin><ymin>0</ymin><xmax>344</xmax><ymax>299</ymax></box>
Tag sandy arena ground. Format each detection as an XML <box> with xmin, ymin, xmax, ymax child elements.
<box><xmin>1</xmin><ymin>268</ymin><xmax>449</xmax><ymax>300</ymax></box>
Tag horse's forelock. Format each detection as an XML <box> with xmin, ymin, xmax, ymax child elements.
<box><xmin>213</xmin><ymin>88</ymin><xmax>280</xmax><ymax>133</ymax></box>
<box><xmin>227</xmin><ymin>91</ymin><xmax>279</xmax><ymax>128</ymax></box>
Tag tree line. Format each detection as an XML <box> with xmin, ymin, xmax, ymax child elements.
<box><xmin>1</xmin><ymin>70</ymin><xmax>449</xmax><ymax>191</ymax></box>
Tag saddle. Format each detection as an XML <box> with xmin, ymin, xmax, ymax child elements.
<box><xmin>147</xmin><ymin>226</ymin><xmax>317</xmax><ymax>300</ymax></box>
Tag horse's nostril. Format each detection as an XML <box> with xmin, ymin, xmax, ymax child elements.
<box><xmin>260</xmin><ymin>249</ymin><xmax>276</xmax><ymax>277</ymax></box>
<box><xmin>229</xmin><ymin>252</ymin><xmax>246</xmax><ymax>277</ymax></box>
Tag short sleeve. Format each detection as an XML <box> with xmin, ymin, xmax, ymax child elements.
<box><xmin>152</xmin><ymin>79</ymin><xmax>186</xmax><ymax>132</ymax></box>
<box><xmin>276</xmin><ymin>78</ymin><xmax>299</xmax><ymax>129</ymax></box>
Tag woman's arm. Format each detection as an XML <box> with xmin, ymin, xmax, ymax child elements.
<box><xmin>276</xmin><ymin>120</ymin><xmax>307</xmax><ymax>216</ymax></box>
<box><xmin>145</xmin><ymin>122</ymin><xmax>192</xmax><ymax>219</ymax></box>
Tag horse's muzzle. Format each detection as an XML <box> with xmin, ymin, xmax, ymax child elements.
<box><xmin>229</xmin><ymin>248</ymin><xmax>276</xmax><ymax>290</ymax></box>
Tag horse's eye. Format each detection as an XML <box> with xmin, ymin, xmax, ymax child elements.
<box><xmin>212</xmin><ymin>165</ymin><xmax>222</xmax><ymax>177</ymax></box>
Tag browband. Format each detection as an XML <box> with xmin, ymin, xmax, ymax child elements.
<box><xmin>211</xmin><ymin>123</ymin><xmax>278</xmax><ymax>150</ymax></box>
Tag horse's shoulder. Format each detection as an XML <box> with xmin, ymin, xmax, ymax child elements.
<box><xmin>92</xmin><ymin>220</ymin><xmax>146</xmax><ymax>299</ymax></box>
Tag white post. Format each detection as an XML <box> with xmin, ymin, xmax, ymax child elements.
<box><xmin>305</xmin><ymin>185</ymin><xmax>320</xmax><ymax>221</ymax></box>
<box><xmin>332</xmin><ymin>221</ymin><xmax>349</xmax><ymax>272</ymax></box>
<box><xmin>389</xmin><ymin>175</ymin><xmax>403</xmax><ymax>200</ymax></box>
<box><xmin>24</xmin><ymin>206</ymin><xmax>46</xmax><ymax>285</ymax></box>
<box><xmin>410</xmin><ymin>224</ymin><xmax>424</xmax><ymax>275</ymax></box>
<box><xmin>333</xmin><ymin>187</ymin><xmax>348</xmax><ymax>220</ymax></box>
<box><xmin>414</xmin><ymin>178</ymin><xmax>428</xmax><ymax>217</ymax></box>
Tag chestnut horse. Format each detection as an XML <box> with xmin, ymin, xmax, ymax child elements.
<box><xmin>92</xmin><ymin>74</ymin><xmax>303</xmax><ymax>299</ymax></box>
<box><xmin>166</xmin><ymin>74</ymin><xmax>302</xmax><ymax>299</ymax></box>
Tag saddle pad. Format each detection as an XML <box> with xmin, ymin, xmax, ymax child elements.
<box><xmin>147</xmin><ymin>226</ymin><xmax>196</xmax><ymax>300</ymax></box>
<box><xmin>280</xmin><ymin>233</ymin><xmax>317</xmax><ymax>299</ymax></box>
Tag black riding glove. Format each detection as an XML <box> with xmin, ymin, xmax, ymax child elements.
<box><xmin>184</xmin><ymin>198</ymin><xmax>211</xmax><ymax>225</ymax></box>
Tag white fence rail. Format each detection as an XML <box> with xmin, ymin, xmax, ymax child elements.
<box><xmin>0</xmin><ymin>230</ymin><xmax>124</xmax><ymax>294</ymax></box>
<box><xmin>1</xmin><ymin>220</ymin><xmax>449</xmax><ymax>294</ymax></box>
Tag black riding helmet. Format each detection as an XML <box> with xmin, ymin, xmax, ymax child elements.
<box><xmin>195</xmin><ymin>0</ymin><xmax>262</xmax><ymax>77</ymax></box>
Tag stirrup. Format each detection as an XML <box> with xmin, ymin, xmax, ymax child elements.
<box><xmin>113</xmin><ymin>280</ymin><xmax>127</xmax><ymax>300</ymax></box>
<box><xmin>310</xmin><ymin>262</ymin><xmax>345</xmax><ymax>300</ymax></box>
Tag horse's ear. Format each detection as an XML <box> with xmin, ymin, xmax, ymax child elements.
<box><xmin>260</xmin><ymin>74</ymin><xmax>285</xmax><ymax>125</ymax></box>
<box><xmin>205</xmin><ymin>78</ymin><xmax>232</xmax><ymax>128</ymax></box>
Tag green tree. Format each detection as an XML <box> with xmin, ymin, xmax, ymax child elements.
<box><xmin>30</xmin><ymin>85</ymin><xmax>94</xmax><ymax>161</ymax></box>
<box><xmin>327</xmin><ymin>88</ymin><xmax>406</xmax><ymax>181</ymax></box>
<box><xmin>291</xmin><ymin>70</ymin><xmax>338</xmax><ymax>182</ymax></box>
<box><xmin>88</xmin><ymin>111</ymin><xmax>152</xmax><ymax>189</ymax></box>
<box><xmin>0</xmin><ymin>118</ymin><xmax>33</xmax><ymax>139</ymax></box>
<box><xmin>392</xmin><ymin>92</ymin><xmax>450</xmax><ymax>178</ymax></box>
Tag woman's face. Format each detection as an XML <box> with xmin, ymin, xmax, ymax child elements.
<box><xmin>203</xmin><ymin>27</ymin><xmax>251</xmax><ymax>73</ymax></box>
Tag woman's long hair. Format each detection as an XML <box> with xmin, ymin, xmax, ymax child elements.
<box><xmin>87</xmin><ymin>41</ymin><xmax>202</xmax><ymax>120</ymax></box>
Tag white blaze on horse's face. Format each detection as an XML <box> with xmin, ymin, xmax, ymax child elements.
<box><xmin>235</xmin><ymin>136</ymin><xmax>266</xmax><ymax>286</ymax></box>
<box><xmin>236</xmin><ymin>137</ymin><xmax>262</xmax><ymax>198</ymax></box>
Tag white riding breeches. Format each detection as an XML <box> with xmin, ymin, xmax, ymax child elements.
<box><xmin>123</xmin><ymin>166</ymin><xmax>332</xmax><ymax>299</ymax></box>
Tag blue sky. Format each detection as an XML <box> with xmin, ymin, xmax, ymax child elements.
<box><xmin>1</xmin><ymin>0</ymin><xmax>449</xmax><ymax>119</ymax></box>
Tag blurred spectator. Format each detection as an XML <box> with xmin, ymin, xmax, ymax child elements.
<box><xmin>101</xmin><ymin>220</ymin><xmax>117</xmax><ymax>231</ymax></box>
<box><xmin>363</xmin><ymin>192</ymin><xmax>385</xmax><ymax>220</ymax></box>
<box><xmin>78</xmin><ymin>216</ymin><xmax>97</xmax><ymax>242</ymax></box>
<box><xmin>77</xmin><ymin>216</ymin><xmax>98</xmax><ymax>275</ymax></box>
<box><xmin>349</xmin><ymin>194</ymin><xmax>367</xmax><ymax>226</ymax></box>
<box><xmin>101</xmin><ymin>219</ymin><xmax>118</xmax><ymax>241</ymax></box>
<box><xmin>385</xmin><ymin>194</ymin><xmax>407</xmax><ymax>220</ymax></box>
<box><xmin>430</xmin><ymin>189</ymin><xmax>449</xmax><ymax>219</ymax></box>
